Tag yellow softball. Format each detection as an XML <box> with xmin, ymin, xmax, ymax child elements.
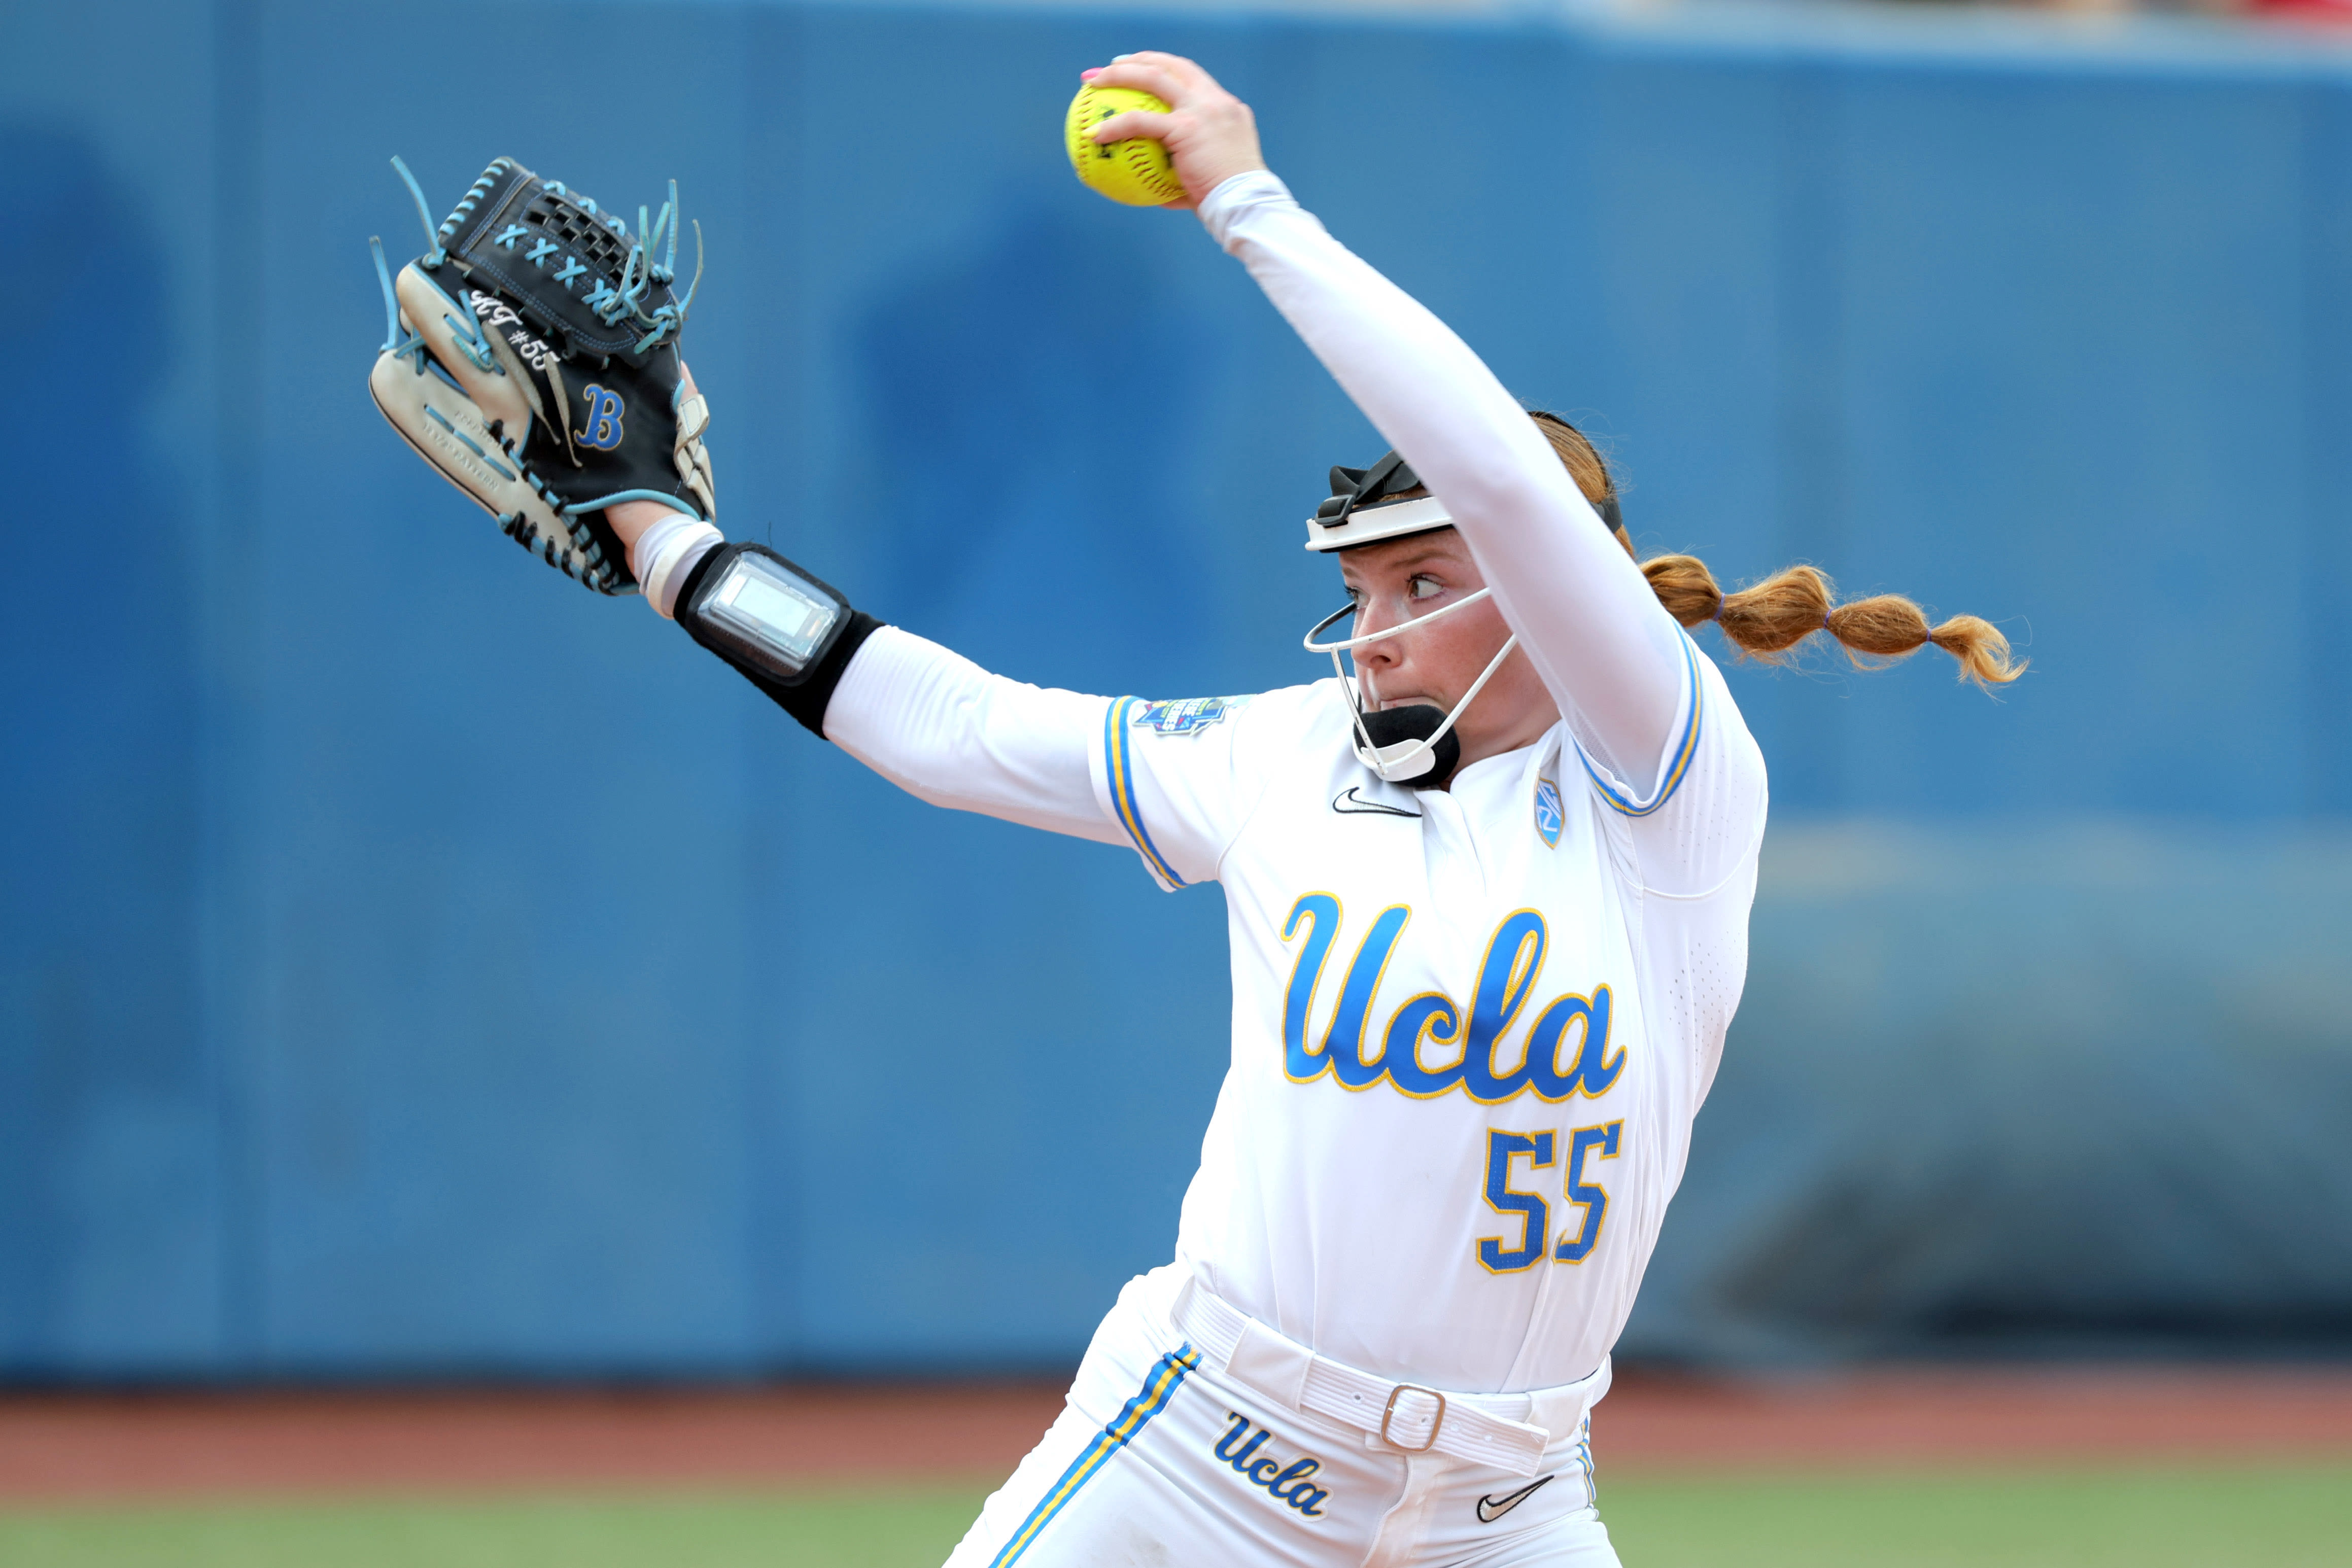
<box><xmin>1066</xmin><ymin>84</ymin><xmax>1186</xmax><ymax>207</ymax></box>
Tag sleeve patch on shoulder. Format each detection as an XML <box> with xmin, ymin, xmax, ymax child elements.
<box><xmin>1132</xmin><ymin>695</ymin><xmax>1247</xmax><ymax>736</ymax></box>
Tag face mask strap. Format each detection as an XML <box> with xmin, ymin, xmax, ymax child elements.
<box><xmin>1302</xmin><ymin>586</ymin><xmax>1495</xmax><ymax>655</ymax></box>
<box><xmin>1305</xmin><ymin>595</ymin><xmax>1520</xmax><ymax>783</ymax></box>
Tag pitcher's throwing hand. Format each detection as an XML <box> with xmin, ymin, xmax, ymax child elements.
<box><xmin>1081</xmin><ymin>52</ymin><xmax>1267</xmax><ymax>210</ymax></box>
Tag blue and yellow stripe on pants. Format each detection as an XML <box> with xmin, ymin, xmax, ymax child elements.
<box><xmin>986</xmin><ymin>1344</ymin><xmax>1200</xmax><ymax>1568</ymax></box>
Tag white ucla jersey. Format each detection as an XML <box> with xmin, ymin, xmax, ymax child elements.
<box><xmin>807</xmin><ymin>169</ymin><xmax>1770</xmax><ymax>1398</ymax></box>
<box><xmin>1085</xmin><ymin>642</ymin><xmax>1766</xmax><ymax>1393</ymax></box>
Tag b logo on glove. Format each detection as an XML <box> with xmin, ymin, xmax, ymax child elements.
<box><xmin>576</xmin><ymin>386</ymin><xmax>626</xmax><ymax>451</ymax></box>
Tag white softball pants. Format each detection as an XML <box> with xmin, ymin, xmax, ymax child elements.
<box><xmin>942</xmin><ymin>1268</ymin><xmax>1623</xmax><ymax>1568</ymax></box>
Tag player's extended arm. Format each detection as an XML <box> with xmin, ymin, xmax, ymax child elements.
<box><xmin>610</xmin><ymin>501</ymin><xmax>1121</xmax><ymax>844</ymax></box>
<box><xmin>821</xmin><ymin>627</ymin><xmax>1125</xmax><ymax>845</ymax></box>
<box><xmin>1089</xmin><ymin>55</ymin><xmax>1689</xmax><ymax>796</ymax></box>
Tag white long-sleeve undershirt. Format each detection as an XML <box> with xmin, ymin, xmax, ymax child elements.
<box><xmin>650</xmin><ymin>170</ymin><xmax>1692</xmax><ymax>824</ymax></box>
<box><xmin>823</xmin><ymin>624</ymin><xmax>1122</xmax><ymax>845</ymax></box>
<box><xmin>1198</xmin><ymin>171</ymin><xmax>1688</xmax><ymax>794</ymax></box>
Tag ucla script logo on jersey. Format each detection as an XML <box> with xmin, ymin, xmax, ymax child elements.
<box><xmin>1132</xmin><ymin>695</ymin><xmax>1244</xmax><ymax>736</ymax></box>
<box><xmin>1279</xmin><ymin>900</ymin><xmax>1623</xmax><ymax>1104</ymax></box>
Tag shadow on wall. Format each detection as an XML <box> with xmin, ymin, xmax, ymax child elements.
<box><xmin>848</xmin><ymin>195</ymin><xmax>1220</xmax><ymax>681</ymax></box>
<box><xmin>1626</xmin><ymin>819</ymin><xmax>2352</xmax><ymax>1364</ymax></box>
<box><xmin>0</xmin><ymin>124</ymin><xmax>215</xmax><ymax>1369</ymax></box>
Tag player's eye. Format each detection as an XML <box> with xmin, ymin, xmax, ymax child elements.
<box><xmin>1407</xmin><ymin>575</ymin><xmax>1444</xmax><ymax>601</ymax></box>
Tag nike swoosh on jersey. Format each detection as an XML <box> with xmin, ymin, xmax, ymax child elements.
<box><xmin>1330</xmin><ymin>786</ymin><xmax>1421</xmax><ymax>818</ymax></box>
<box><xmin>1474</xmin><ymin>1474</ymin><xmax>1553</xmax><ymax>1523</ymax></box>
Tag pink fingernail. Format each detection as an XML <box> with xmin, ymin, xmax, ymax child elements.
<box><xmin>1081</xmin><ymin>67</ymin><xmax>1100</xmax><ymax>79</ymax></box>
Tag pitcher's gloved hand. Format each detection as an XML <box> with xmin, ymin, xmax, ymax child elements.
<box><xmin>365</xmin><ymin>156</ymin><xmax>715</xmax><ymax>594</ymax></box>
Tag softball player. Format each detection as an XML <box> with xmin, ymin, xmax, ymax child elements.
<box><xmin>612</xmin><ymin>52</ymin><xmax>2017</xmax><ymax>1568</ymax></box>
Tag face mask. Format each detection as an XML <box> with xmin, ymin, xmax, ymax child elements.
<box><xmin>1303</xmin><ymin>587</ymin><xmax>1518</xmax><ymax>788</ymax></box>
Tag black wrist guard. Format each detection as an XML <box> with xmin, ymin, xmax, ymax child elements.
<box><xmin>675</xmin><ymin>543</ymin><xmax>881</xmax><ymax>736</ymax></box>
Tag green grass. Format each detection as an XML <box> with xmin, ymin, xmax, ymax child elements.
<box><xmin>0</xmin><ymin>1487</ymin><xmax>990</xmax><ymax>1568</ymax></box>
<box><xmin>0</xmin><ymin>1465</ymin><xmax>2344</xmax><ymax>1567</ymax></box>
<box><xmin>1601</xmin><ymin>1465</ymin><xmax>2352</xmax><ymax>1567</ymax></box>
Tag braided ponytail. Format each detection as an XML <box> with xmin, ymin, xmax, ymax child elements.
<box><xmin>1531</xmin><ymin>419</ymin><xmax>2025</xmax><ymax>689</ymax></box>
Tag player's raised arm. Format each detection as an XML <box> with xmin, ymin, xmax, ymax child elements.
<box><xmin>1084</xmin><ymin>55</ymin><xmax>2018</xmax><ymax>804</ymax></box>
<box><xmin>1085</xmin><ymin>53</ymin><xmax>1690</xmax><ymax>794</ymax></box>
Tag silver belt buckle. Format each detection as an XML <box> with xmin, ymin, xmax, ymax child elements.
<box><xmin>1380</xmin><ymin>1383</ymin><xmax>1447</xmax><ymax>1452</ymax></box>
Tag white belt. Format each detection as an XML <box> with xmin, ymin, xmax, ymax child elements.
<box><xmin>1169</xmin><ymin>1275</ymin><xmax>1610</xmax><ymax>1478</ymax></box>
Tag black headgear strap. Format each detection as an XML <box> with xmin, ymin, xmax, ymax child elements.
<box><xmin>1316</xmin><ymin>450</ymin><xmax>1422</xmax><ymax>527</ymax></box>
<box><xmin>1317</xmin><ymin>414</ymin><xmax>1624</xmax><ymax>536</ymax></box>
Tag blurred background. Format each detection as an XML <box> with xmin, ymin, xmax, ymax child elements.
<box><xmin>3</xmin><ymin>0</ymin><xmax>2350</xmax><ymax>1562</ymax></box>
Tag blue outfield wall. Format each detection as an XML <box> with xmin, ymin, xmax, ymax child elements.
<box><xmin>2</xmin><ymin>0</ymin><xmax>2349</xmax><ymax>1378</ymax></box>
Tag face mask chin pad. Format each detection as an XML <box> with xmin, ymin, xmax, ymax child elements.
<box><xmin>1357</xmin><ymin>705</ymin><xmax>1463</xmax><ymax>788</ymax></box>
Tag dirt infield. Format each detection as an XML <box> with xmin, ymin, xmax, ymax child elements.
<box><xmin>2</xmin><ymin>1367</ymin><xmax>2347</xmax><ymax>1502</ymax></box>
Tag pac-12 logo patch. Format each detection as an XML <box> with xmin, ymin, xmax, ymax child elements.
<box><xmin>575</xmin><ymin>384</ymin><xmax>625</xmax><ymax>450</ymax></box>
<box><xmin>1534</xmin><ymin>778</ymin><xmax>1564</xmax><ymax>847</ymax></box>
<box><xmin>1133</xmin><ymin>695</ymin><xmax>1242</xmax><ymax>736</ymax></box>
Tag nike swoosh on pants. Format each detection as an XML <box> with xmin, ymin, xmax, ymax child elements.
<box><xmin>1474</xmin><ymin>1474</ymin><xmax>1553</xmax><ymax>1523</ymax></box>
